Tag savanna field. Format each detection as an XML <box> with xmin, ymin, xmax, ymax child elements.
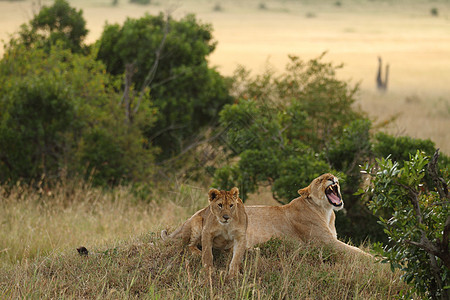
<box><xmin>0</xmin><ymin>0</ymin><xmax>449</xmax><ymax>298</ymax></box>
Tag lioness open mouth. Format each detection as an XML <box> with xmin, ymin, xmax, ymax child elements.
<box><xmin>325</xmin><ymin>184</ymin><xmax>342</xmax><ymax>207</ymax></box>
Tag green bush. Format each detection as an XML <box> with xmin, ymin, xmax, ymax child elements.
<box><xmin>213</xmin><ymin>55</ymin><xmax>448</xmax><ymax>245</ymax></box>
<box><xmin>213</xmin><ymin>54</ymin><xmax>363</xmax><ymax>203</ymax></box>
<box><xmin>325</xmin><ymin>119</ymin><xmax>386</xmax><ymax>242</ymax></box>
<box><xmin>0</xmin><ymin>74</ymin><xmax>74</xmax><ymax>182</ymax></box>
<box><xmin>326</xmin><ymin>119</ymin><xmax>372</xmax><ymax>172</ymax></box>
<box><xmin>364</xmin><ymin>151</ymin><xmax>449</xmax><ymax>298</ymax></box>
<box><xmin>96</xmin><ymin>13</ymin><xmax>232</xmax><ymax>159</ymax></box>
<box><xmin>0</xmin><ymin>45</ymin><xmax>156</xmax><ymax>185</ymax></box>
<box><xmin>213</xmin><ymin>3</ymin><xmax>223</xmax><ymax>11</ymax></box>
<box><xmin>373</xmin><ymin>132</ymin><xmax>437</xmax><ymax>164</ymax></box>
<box><xmin>129</xmin><ymin>0</ymin><xmax>150</xmax><ymax>4</ymax></box>
<box><xmin>258</xmin><ymin>2</ymin><xmax>267</xmax><ymax>10</ymax></box>
<box><xmin>10</xmin><ymin>0</ymin><xmax>88</xmax><ymax>54</ymax></box>
<box><xmin>430</xmin><ymin>7</ymin><xmax>439</xmax><ymax>17</ymax></box>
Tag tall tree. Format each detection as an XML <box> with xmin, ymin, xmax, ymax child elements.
<box><xmin>97</xmin><ymin>13</ymin><xmax>232</xmax><ymax>158</ymax></box>
<box><xmin>11</xmin><ymin>0</ymin><xmax>88</xmax><ymax>53</ymax></box>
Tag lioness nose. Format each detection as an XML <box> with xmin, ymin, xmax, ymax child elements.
<box><xmin>223</xmin><ymin>215</ymin><xmax>230</xmax><ymax>220</ymax></box>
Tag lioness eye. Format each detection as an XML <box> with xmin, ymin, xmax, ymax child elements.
<box><xmin>230</xmin><ymin>204</ymin><xmax>234</xmax><ymax>208</ymax></box>
<box><xmin>218</xmin><ymin>203</ymin><xmax>223</xmax><ymax>208</ymax></box>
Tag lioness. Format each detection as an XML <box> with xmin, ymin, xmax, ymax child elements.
<box><xmin>161</xmin><ymin>187</ymin><xmax>248</xmax><ymax>276</ymax></box>
<box><xmin>245</xmin><ymin>173</ymin><xmax>371</xmax><ymax>257</ymax></box>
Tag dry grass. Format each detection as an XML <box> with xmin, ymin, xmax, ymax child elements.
<box><xmin>0</xmin><ymin>2</ymin><xmax>441</xmax><ymax>296</ymax></box>
<box><xmin>0</xmin><ymin>180</ymin><xmax>206</xmax><ymax>268</ymax></box>
<box><xmin>357</xmin><ymin>89</ymin><xmax>450</xmax><ymax>153</ymax></box>
<box><xmin>0</xmin><ymin>233</ymin><xmax>412</xmax><ymax>299</ymax></box>
<box><xmin>0</xmin><ymin>181</ymin><xmax>413</xmax><ymax>298</ymax></box>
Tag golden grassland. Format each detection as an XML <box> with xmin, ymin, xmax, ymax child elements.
<box><xmin>0</xmin><ymin>236</ymin><xmax>411</xmax><ymax>299</ymax></box>
<box><xmin>0</xmin><ymin>2</ymin><xmax>444</xmax><ymax>296</ymax></box>
<box><xmin>0</xmin><ymin>182</ymin><xmax>413</xmax><ymax>298</ymax></box>
<box><xmin>0</xmin><ymin>0</ymin><xmax>449</xmax><ymax>152</ymax></box>
<box><xmin>0</xmin><ymin>180</ymin><xmax>205</xmax><ymax>267</ymax></box>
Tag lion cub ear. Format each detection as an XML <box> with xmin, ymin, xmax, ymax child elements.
<box><xmin>208</xmin><ymin>188</ymin><xmax>220</xmax><ymax>202</ymax></box>
<box><xmin>230</xmin><ymin>187</ymin><xmax>241</xmax><ymax>202</ymax></box>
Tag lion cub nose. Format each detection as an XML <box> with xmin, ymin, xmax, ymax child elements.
<box><xmin>223</xmin><ymin>215</ymin><xmax>230</xmax><ymax>221</ymax></box>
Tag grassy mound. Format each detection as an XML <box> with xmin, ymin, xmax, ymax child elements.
<box><xmin>0</xmin><ymin>234</ymin><xmax>411</xmax><ymax>299</ymax></box>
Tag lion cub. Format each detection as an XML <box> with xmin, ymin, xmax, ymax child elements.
<box><xmin>161</xmin><ymin>187</ymin><xmax>248</xmax><ymax>276</ymax></box>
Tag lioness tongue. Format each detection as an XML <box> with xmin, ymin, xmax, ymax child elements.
<box><xmin>328</xmin><ymin>193</ymin><xmax>340</xmax><ymax>204</ymax></box>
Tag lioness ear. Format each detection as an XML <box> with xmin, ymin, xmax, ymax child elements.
<box><xmin>298</xmin><ymin>187</ymin><xmax>308</xmax><ymax>197</ymax></box>
<box><xmin>208</xmin><ymin>188</ymin><xmax>220</xmax><ymax>202</ymax></box>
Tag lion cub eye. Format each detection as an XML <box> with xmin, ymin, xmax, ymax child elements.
<box><xmin>218</xmin><ymin>203</ymin><xmax>223</xmax><ymax>208</ymax></box>
<box><xmin>230</xmin><ymin>204</ymin><xmax>234</xmax><ymax>208</ymax></box>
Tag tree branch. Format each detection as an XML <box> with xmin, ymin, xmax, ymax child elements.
<box><xmin>121</xmin><ymin>62</ymin><xmax>136</xmax><ymax>123</ymax></box>
<box><xmin>404</xmin><ymin>239</ymin><xmax>439</xmax><ymax>256</ymax></box>
<box><xmin>149</xmin><ymin>69</ymin><xmax>187</xmax><ymax>90</ymax></box>
<box><xmin>427</xmin><ymin>252</ymin><xmax>447</xmax><ymax>299</ymax></box>
<box><xmin>271</xmin><ymin>190</ymin><xmax>286</xmax><ymax>205</ymax></box>
<box><xmin>394</xmin><ymin>181</ymin><xmax>450</xmax><ymax>269</ymax></box>
<box><xmin>148</xmin><ymin>124</ymin><xmax>186</xmax><ymax>142</ymax></box>
<box><xmin>443</xmin><ymin>215</ymin><xmax>450</xmax><ymax>255</ymax></box>
<box><xmin>427</xmin><ymin>149</ymin><xmax>449</xmax><ymax>200</ymax></box>
<box><xmin>394</xmin><ymin>181</ymin><xmax>423</xmax><ymax>225</ymax></box>
<box><xmin>134</xmin><ymin>13</ymin><xmax>171</xmax><ymax>115</ymax></box>
<box><xmin>157</xmin><ymin>128</ymin><xmax>227</xmax><ymax>166</ymax></box>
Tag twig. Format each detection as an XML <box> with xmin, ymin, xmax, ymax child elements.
<box><xmin>134</xmin><ymin>13</ymin><xmax>171</xmax><ymax>115</ymax></box>
<box><xmin>396</xmin><ymin>172</ymin><xmax>450</xmax><ymax>270</ymax></box>
<box><xmin>148</xmin><ymin>124</ymin><xmax>186</xmax><ymax>142</ymax></box>
<box><xmin>149</xmin><ymin>70</ymin><xmax>187</xmax><ymax>90</ymax></box>
<box><xmin>157</xmin><ymin>128</ymin><xmax>227</xmax><ymax>166</ymax></box>
<box><xmin>394</xmin><ymin>181</ymin><xmax>423</xmax><ymax>225</ymax></box>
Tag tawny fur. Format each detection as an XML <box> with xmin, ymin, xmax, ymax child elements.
<box><xmin>161</xmin><ymin>187</ymin><xmax>248</xmax><ymax>276</ymax></box>
<box><xmin>244</xmin><ymin>173</ymin><xmax>371</xmax><ymax>257</ymax></box>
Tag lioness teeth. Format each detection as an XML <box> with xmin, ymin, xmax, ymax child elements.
<box><xmin>326</xmin><ymin>184</ymin><xmax>341</xmax><ymax>206</ymax></box>
<box><xmin>326</xmin><ymin>185</ymin><xmax>335</xmax><ymax>194</ymax></box>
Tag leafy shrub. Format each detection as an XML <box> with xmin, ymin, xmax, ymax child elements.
<box><xmin>364</xmin><ymin>150</ymin><xmax>449</xmax><ymax>298</ymax></box>
<box><xmin>213</xmin><ymin>55</ymin><xmax>363</xmax><ymax>203</ymax></box>
<box><xmin>430</xmin><ymin>7</ymin><xmax>439</xmax><ymax>17</ymax></box>
<box><xmin>0</xmin><ymin>74</ymin><xmax>74</xmax><ymax>182</ymax></box>
<box><xmin>129</xmin><ymin>0</ymin><xmax>150</xmax><ymax>4</ymax></box>
<box><xmin>0</xmin><ymin>45</ymin><xmax>156</xmax><ymax>185</ymax></box>
<box><xmin>325</xmin><ymin>119</ymin><xmax>386</xmax><ymax>242</ymax></box>
<box><xmin>327</xmin><ymin>119</ymin><xmax>372</xmax><ymax>172</ymax></box>
<box><xmin>213</xmin><ymin>3</ymin><xmax>223</xmax><ymax>11</ymax></box>
<box><xmin>96</xmin><ymin>13</ymin><xmax>232</xmax><ymax>159</ymax></box>
<box><xmin>373</xmin><ymin>132</ymin><xmax>436</xmax><ymax>164</ymax></box>
<box><xmin>10</xmin><ymin>0</ymin><xmax>88</xmax><ymax>54</ymax></box>
<box><xmin>213</xmin><ymin>54</ymin><xmax>447</xmax><ymax>245</ymax></box>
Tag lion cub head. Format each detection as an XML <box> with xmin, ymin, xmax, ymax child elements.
<box><xmin>208</xmin><ymin>187</ymin><xmax>242</xmax><ymax>225</ymax></box>
<box><xmin>299</xmin><ymin>173</ymin><xmax>343</xmax><ymax>211</ymax></box>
